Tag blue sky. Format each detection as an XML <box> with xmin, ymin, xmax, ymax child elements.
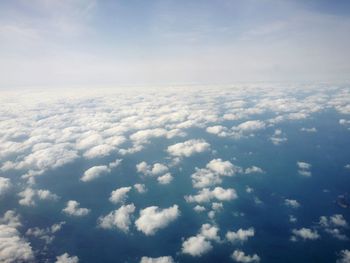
<box><xmin>0</xmin><ymin>0</ymin><xmax>350</xmax><ymax>88</ymax></box>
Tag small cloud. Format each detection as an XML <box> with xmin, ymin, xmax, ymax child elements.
<box><xmin>231</xmin><ymin>250</ymin><xmax>260</xmax><ymax>263</ymax></box>
<box><xmin>63</xmin><ymin>200</ymin><xmax>90</xmax><ymax>217</ymax></box>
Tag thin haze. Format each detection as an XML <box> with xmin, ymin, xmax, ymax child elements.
<box><xmin>1</xmin><ymin>0</ymin><xmax>350</xmax><ymax>88</ymax></box>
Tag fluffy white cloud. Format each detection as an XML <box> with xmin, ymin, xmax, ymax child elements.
<box><xmin>0</xmin><ymin>210</ymin><xmax>35</xmax><ymax>263</ymax></box>
<box><xmin>136</xmin><ymin>162</ymin><xmax>168</xmax><ymax>176</ymax></box>
<box><xmin>226</xmin><ymin>228</ymin><xmax>255</xmax><ymax>243</ymax></box>
<box><xmin>81</xmin><ymin>165</ymin><xmax>111</xmax><ymax>182</ymax></box>
<box><xmin>83</xmin><ymin>144</ymin><xmax>116</xmax><ymax>159</ymax></box>
<box><xmin>0</xmin><ymin>177</ymin><xmax>11</xmax><ymax>197</ymax></box>
<box><xmin>297</xmin><ymin>161</ymin><xmax>312</xmax><ymax>177</ymax></box>
<box><xmin>182</xmin><ymin>235</ymin><xmax>212</xmax><ymax>257</ymax></box>
<box><xmin>291</xmin><ymin>228</ymin><xmax>320</xmax><ymax>241</ymax></box>
<box><xmin>151</xmin><ymin>163</ymin><xmax>169</xmax><ymax>176</ymax></box>
<box><xmin>191</xmin><ymin>159</ymin><xmax>240</xmax><ymax>188</ymax></box>
<box><xmin>140</xmin><ymin>256</ymin><xmax>174</xmax><ymax>263</ymax></box>
<box><xmin>284</xmin><ymin>199</ymin><xmax>300</xmax><ymax>209</ymax></box>
<box><xmin>26</xmin><ymin>221</ymin><xmax>65</xmax><ymax>244</ymax></box>
<box><xmin>98</xmin><ymin>204</ymin><xmax>135</xmax><ymax>232</ymax></box>
<box><xmin>63</xmin><ymin>200</ymin><xmax>90</xmax><ymax>217</ymax></box>
<box><xmin>109</xmin><ymin>187</ymin><xmax>132</xmax><ymax>204</ymax></box>
<box><xmin>18</xmin><ymin>188</ymin><xmax>59</xmax><ymax>206</ymax></box>
<box><xmin>337</xmin><ymin>250</ymin><xmax>350</xmax><ymax>263</ymax></box>
<box><xmin>135</xmin><ymin>205</ymin><xmax>180</xmax><ymax>235</ymax></box>
<box><xmin>55</xmin><ymin>253</ymin><xmax>79</xmax><ymax>263</ymax></box>
<box><xmin>167</xmin><ymin>139</ymin><xmax>210</xmax><ymax>157</ymax></box>
<box><xmin>319</xmin><ymin>214</ymin><xmax>348</xmax><ymax>240</ymax></box>
<box><xmin>244</xmin><ymin>166</ymin><xmax>264</xmax><ymax>174</ymax></box>
<box><xmin>134</xmin><ymin>184</ymin><xmax>147</xmax><ymax>193</ymax></box>
<box><xmin>231</xmin><ymin>250</ymin><xmax>260</xmax><ymax>263</ymax></box>
<box><xmin>157</xmin><ymin>173</ymin><xmax>173</xmax><ymax>185</ymax></box>
<box><xmin>185</xmin><ymin>187</ymin><xmax>238</xmax><ymax>203</ymax></box>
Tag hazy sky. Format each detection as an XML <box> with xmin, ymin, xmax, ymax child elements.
<box><xmin>1</xmin><ymin>0</ymin><xmax>350</xmax><ymax>88</ymax></box>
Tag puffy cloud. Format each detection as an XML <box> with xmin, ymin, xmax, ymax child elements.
<box><xmin>270</xmin><ymin>129</ymin><xmax>287</xmax><ymax>145</ymax></box>
<box><xmin>18</xmin><ymin>188</ymin><xmax>59</xmax><ymax>206</ymax></box>
<box><xmin>83</xmin><ymin>144</ymin><xmax>115</xmax><ymax>159</ymax></box>
<box><xmin>157</xmin><ymin>173</ymin><xmax>173</xmax><ymax>185</ymax></box>
<box><xmin>136</xmin><ymin>162</ymin><xmax>168</xmax><ymax>176</ymax></box>
<box><xmin>231</xmin><ymin>250</ymin><xmax>260</xmax><ymax>263</ymax></box>
<box><xmin>337</xmin><ymin>250</ymin><xmax>350</xmax><ymax>263</ymax></box>
<box><xmin>0</xmin><ymin>177</ymin><xmax>12</xmax><ymax>197</ymax></box>
<box><xmin>63</xmin><ymin>200</ymin><xmax>90</xmax><ymax>217</ymax></box>
<box><xmin>226</xmin><ymin>228</ymin><xmax>255</xmax><ymax>243</ymax></box>
<box><xmin>319</xmin><ymin>214</ymin><xmax>348</xmax><ymax>240</ymax></box>
<box><xmin>182</xmin><ymin>223</ymin><xmax>220</xmax><ymax>257</ymax></box>
<box><xmin>81</xmin><ymin>165</ymin><xmax>111</xmax><ymax>182</ymax></box>
<box><xmin>244</xmin><ymin>166</ymin><xmax>264</xmax><ymax>174</ymax></box>
<box><xmin>191</xmin><ymin>159</ymin><xmax>240</xmax><ymax>188</ymax></box>
<box><xmin>291</xmin><ymin>228</ymin><xmax>320</xmax><ymax>241</ymax></box>
<box><xmin>182</xmin><ymin>235</ymin><xmax>212</xmax><ymax>257</ymax></box>
<box><xmin>297</xmin><ymin>161</ymin><xmax>312</xmax><ymax>177</ymax></box>
<box><xmin>109</xmin><ymin>187</ymin><xmax>132</xmax><ymax>204</ymax></box>
<box><xmin>0</xmin><ymin>210</ymin><xmax>35</xmax><ymax>263</ymax></box>
<box><xmin>185</xmin><ymin>187</ymin><xmax>238</xmax><ymax>203</ymax></box>
<box><xmin>134</xmin><ymin>184</ymin><xmax>147</xmax><ymax>193</ymax></box>
<box><xmin>284</xmin><ymin>199</ymin><xmax>300</xmax><ymax>209</ymax></box>
<box><xmin>206</xmin><ymin>125</ymin><xmax>229</xmax><ymax>137</ymax></box>
<box><xmin>151</xmin><ymin>163</ymin><xmax>169</xmax><ymax>176</ymax></box>
<box><xmin>135</xmin><ymin>205</ymin><xmax>180</xmax><ymax>235</ymax></box>
<box><xmin>193</xmin><ymin>205</ymin><xmax>206</xmax><ymax>213</ymax></box>
<box><xmin>140</xmin><ymin>256</ymin><xmax>174</xmax><ymax>263</ymax></box>
<box><xmin>55</xmin><ymin>253</ymin><xmax>79</xmax><ymax>263</ymax></box>
<box><xmin>167</xmin><ymin>139</ymin><xmax>210</xmax><ymax>157</ymax></box>
<box><xmin>98</xmin><ymin>204</ymin><xmax>135</xmax><ymax>232</ymax></box>
<box><xmin>26</xmin><ymin>221</ymin><xmax>65</xmax><ymax>244</ymax></box>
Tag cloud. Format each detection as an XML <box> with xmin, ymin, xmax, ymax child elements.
<box><xmin>0</xmin><ymin>177</ymin><xmax>12</xmax><ymax>197</ymax></box>
<box><xmin>284</xmin><ymin>199</ymin><xmax>300</xmax><ymax>209</ymax></box>
<box><xmin>55</xmin><ymin>253</ymin><xmax>79</xmax><ymax>263</ymax></box>
<box><xmin>181</xmin><ymin>235</ymin><xmax>212</xmax><ymax>257</ymax></box>
<box><xmin>319</xmin><ymin>214</ymin><xmax>348</xmax><ymax>240</ymax></box>
<box><xmin>291</xmin><ymin>228</ymin><xmax>320</xmax><ymax>241</ymax></box>
<box><xmin>181</xmin><ymin>223</ymin><xmax>220</xmax><ymax>257</ymax></box>
<box><xmin>81</xmin><ymin>165</ymin><xmax>111</xmax><ymax>182</ymax></box>
<box><xmin>231</xmin><ymin>250</ymin><xmax>260</xmax><ymax>263</ymax></box>
<box><xmin>140</xmin><ymin>256</ymin><xmax>175</xmax><ymax>263</ymax></box>
<box><xmin>135</xmin><ymin>205</ymin><xmax>180</xmax><ymax>235</ymax></box>
<box><xmin>300</xmin><ymin>127</ymin><xmax>317</xmax><ymax>133</ymax></box>
<box><xmin>185</xmin><ymin>187</ymin><xmax>238</xmax><ymax>203</ymax></box>
<box><xmin>134</xmin><ymin>184</ymin><xmax>147</xmax><ymax>193</ymax></box>
<box><xmin>136</xmin><ymin>162</ymin><xmax>168</xmax><ymax>176</ymax></box>
<box><xmin>63</xmin><ymin>200</ymin><xmax>90</xmax><ymax>217</ymax></box>
<box><xmin>191</xmin><ymin>159</ymin><xmax>241</xmax><ymax>188</ymax></box>
<box><xmin>157</xmin><ymin>173</ymin><xmax>173</xmax><ymax>185</ymax></box>
<box><xmin>337</xmin><ymin>250</ymin><xmax>350</xmax><ymax>263</ymax></box>
<box><xmin>244</xmin><ymin>166</ymin><xmax>264</xmax><ymax>174</ymax></box>
<box><xmin>226</xmin><ymin>228</ymin><xmax>255</xmax><ymax>243</ymax></box>
<box><xmin>0</xmin><ymin>210</ymin><xmax>35</xmax><ymax>263</ymax></box>
<box><xmin>109</xmin><ymin>187</ymin><xmax>132</xmax><ymax>204</ymax></box>
<box><xmin>297</xmin><ymin>161</ymin><xmax>312</xmax><ymax>177</ymax></box>
<box><xmin>26</xmin><ymin>221</ymin><xmax>65</xmax><ymax>245</ymax></box>
<box><xmin>167</xmin><ymin>139</ymin><xmax>210</xmax><ymax>157</ymax></box>
<box><xmin>18</xmin><ymin>188</ymin><xmax>59</xmax><ymax>206</ymax></box>
<box><xmin>98</xmin><ymin>204</ymin><xmax>135</xmax><ymax>232</ymax></box>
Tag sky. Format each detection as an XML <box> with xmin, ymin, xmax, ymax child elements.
<box><xmin>0</xmin><ymin>0</ymin><xmax>350</xmax><ymax>88</ymax></box>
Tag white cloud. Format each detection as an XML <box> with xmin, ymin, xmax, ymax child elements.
<box><xmin>182</xmin><ymin>235</ymin><xmax>212</xmax><ymax>257</ymax></box>
<box><xmin>26</xmin><ymin>221</ymin><xmax>65</xmax><ymax>245</ymax></box>
<box><xmin>135</xmin><ymin>205</ymin><xmax>180</xmax><ymax>235</ymax></box>
<box><xmin>185</xmin><ymin>187</ymin><xmax>238</xmax><ymax>203</ymax></box>
<box><xmin>194</xmin><ymin>205</ymin><xmax>206</xmax><ymax>213</ymax></box>
<box><xmin>140</xmin><ymin>256</ymin><xmax>174</xmax><ymax>263</ymax></box>
<box><xmin>0</xmin><ymin>210</ymin><xmax>35</xmax><ymax>263</ymax></box>
<box><xmin>297</xmin><ymin>161</ymin><xmax>312</xmax><ymax>177</ymax></box>
<box><xmin>55</xmin><ymin>253</ymin><xmax>79</xmax><ymax>263</ymax></box>
<box><xmin>337</xmin><ymin>250</ymin><xmax>350</xmax><ymax>263</ymax></box>
<box><xmin>244</xmin><ymin>166</ymin><xmax>264</xmax><ymax>174</ymax></box>
<box><xmin>83</xmin><ymin>144</ymin><xmax>115</xmax><ymax>159</ymax></box>
<box><xmin>157</xmin><ymin>173</ymin><xmax>173</xmax><ymax>185</ymax></box>
<box><xmin>63</xmin><ymin>200</ymin><xmax>90</xmax><ymax>217</ymax></box>
<box><xmin>136</xmin><ymin>162</ymin><xmax>168</xmax><ymax>176</ymax></box>
<box><xmin>284</xmin><ymin>199</ymin><xmax>300</xmax><ymax>209</ymax></box>
<box><xmin>291</xmin><ymin>228</ymin><xmax>320</xmax><ymax>241</ymax></box>
<box><xmin>81</xmin><ymin>165</ymin><xmax>111</xmax><ymax>182</ymax></box>
<box><xmin>226</xmin><ymin>228</ymin><xmax>255</xmax><ymax>243</ymax></box>
<box><xmin>98</xmin><ymin>204</ymin><xmax>135</xmax><ymax>232</ymax></box>
<box><xmin>231</xmin><ymin>250</ymin><xmax>260</xmax><ymax>263</ymax></box>
<box><xmin>134</xmin><ymin>184</ymin><xmax>147</xmax><ymax>193</ymax></box>
<box><xmin>151</xmin><ymin>163</ymin><xmax>169</xmax><ymax>176</ymax></box>
<box><xmin>109</xmin><ymin>187</ymin><xmax>132</xmax><ymax>204</ymax></box>
<box><xmin>167</xmin><ymin>139</ymin><xmax>210</xmax><ymax>157</ymax></box>
<box><xmin>18</xmin><ymin>188</ymin><xmax>59</xmax><ymax>206</ymax></box>
<box><xmin>300</xmin><ymin>127</ymin><xmax>317</xmax><ymax>132</ymax></box>
<box><xmin>0</xmin><ymin>177</ymin><xmax>12</xmax><ymax>197</ymax></box>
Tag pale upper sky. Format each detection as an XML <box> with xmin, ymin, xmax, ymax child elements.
<box><xmin>1</xmin><ymin>0</ymin><xmax>350</xmax><ymax>88</ymax></box>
